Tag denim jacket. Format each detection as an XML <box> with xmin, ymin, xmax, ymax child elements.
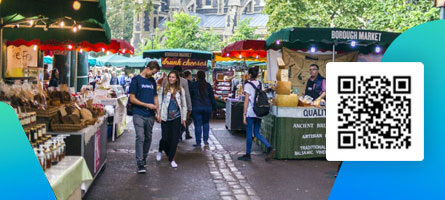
<box><xmin>158</xmin><ymin>87</ymin><xmax>187</xmax><ymax>122</ymax></box>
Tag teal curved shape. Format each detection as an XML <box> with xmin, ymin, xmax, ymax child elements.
<box><xmin>330</xmin><ymin>20</ymin><xmax>445</xmax><ymax>199</ymax></box>
<box><xmin>0</xmin><ymin>103</ymin><xmax>55</xmax><ymax>199</ymax></box>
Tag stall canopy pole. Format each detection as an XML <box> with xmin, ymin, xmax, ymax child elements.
<box><xmin>332</xmin><ymin>44</ymin><xmax>336</xmax><ymax>62</ymax></box>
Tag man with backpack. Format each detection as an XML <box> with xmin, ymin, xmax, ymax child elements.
<box><xmin>238</xmin><ymin>67</ymin><xmax>276</xmax><ymax>162</ymax></box>
<box><xmin>129</xmin><ymin>61</ymin><xmax>161</xmax><ymax>174</ymax></box>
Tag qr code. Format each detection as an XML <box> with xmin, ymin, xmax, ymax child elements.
<box><xmin>326</xmin><ymin>62</ymin><xmax>423</xmax><ymax>161</ymax></box>
<box><xmin>337</xmin><ymin>76</ymin><xmax>411</xmax><ymax>149</ymax></box>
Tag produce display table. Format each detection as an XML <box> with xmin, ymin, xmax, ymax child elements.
<box><xmin>100</xmin><ymin>96</ymin><xmax>128</xmax><ymax>141</ymax></box>
<box><xmin>45</xmin><ymin>156</ymin><xmax>92</xmax><ymax>200</ymax></box>
<box><xmin>225</xmin><ymin>98</ymin><xmax>245</xmax><ymax>131</ymax></box>
<box><xmin>259</xmin><ymin>106</ymin><xmax>326</xmax><ymax>159</ymax></box>
<box><xmin>48</xmin><ymin>114</ymin><xmax>108</xmax><ymax>195</ymax></box>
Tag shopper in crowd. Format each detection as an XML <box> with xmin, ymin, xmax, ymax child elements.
<box><xmin>99</xmin><ymin>68</ymin><xmax>110</xmax><ymax>88</ymax></box>
<box><xmin>162</xmin><ymin>66</ymin><xmax>192</xmax><ymax>141</ymax></box>
<box><xmin>119</xmin><ymin>72</ymin><xmax>127</xmax><ymax>88</ymax></box>
<box><xmin>157</xmin><ymin>72</ymin><xmax>166</xmax><ymax>85</ymax></box>
<box><xmin>129</xmin><ymin>61</ymin><xmax>161</xmax><ymax>174</ymax></box>
<box><xmin>48</xmin><ymin>68</ymin><xmax>60</xmax><ymax>88</ymax></box>
<box><xmin>157</xmin><ymin>70</ymin><xmax>187</xmax><ymax>168</ymax></box>
<box><xmin>182</xmin><ymin>70</ymin><xmax>193</xmax><ymax>139</ymax></box>
<box><xmin>238</xmin><ymin>67</ymin><xmax>275</xmax><ymax>162</ymax></box>
<box><xmin>189</xmin><ymin>71</ymin><xmax>216</xmax><ymax>149</ymax></box>
<box><xmin>43</xmin><ymin>64</ymin><xmax>50</xmax><ymax>81</ymax></box>
<box><xmin>110</xmin><ymin>71</ymin><xmax>119</xmax><ymax>85</ymax></box>
<box><xmin>90</xmin><ymin>70</ymin><xmax>102</xmax><ymax>91</ymax></box>
<box><xmin>125</xmin><ymin>74</ymin><xmax>133</xmax><ymax>93</ymax></box>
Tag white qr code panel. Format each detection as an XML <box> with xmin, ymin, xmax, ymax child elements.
<box><xmin>326</xmin><ymin>62</ymin><xmax>424</xmax><ymax>161</ymax></box>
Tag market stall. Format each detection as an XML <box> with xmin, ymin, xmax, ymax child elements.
<box><xmin>0</xmin><ymin>1</ymin><xmax>115</xmax><ymax>198</ymax></box>
<box><xmin>261</xmin><ymin>27</ymin><xmax>400</xmax><ymax>159</ymax></box>
<box><xmin>218</xmin><ymin>40</ymin><xmax>267</xmax><ymax>130</ymax></box>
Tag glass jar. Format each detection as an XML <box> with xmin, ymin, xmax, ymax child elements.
<box><xmin>30</xmin><ymin>112</ymin><xmax>36</xmax><ymax>124</ymax></box>
<box><xmin>44</xmin><ymin>144</ymin><xmax>52</xmax><ymax>169</ymax></box>
<box><xmin>42</xmin><ymin>124</ymin><xmax>47</xmax><ymax>137</ymax></box>
<box><xmin>37</xmin><ymin>125</ymin><xmax>43</xmax><ymax>139</ymax></box>
<box><xmin>51</xmin><ymin>140</ymin><xmax>59</xmax><ymax>165</ymax></box>
<box><xmin>37</xmin><ymin>148</ymin><xmax>46</xmax><ymax>171</ymax></box>
<box><xmin>60</xmin><ymin>137</ymin><xmax>66</xmax><ymax>160</ymax></box>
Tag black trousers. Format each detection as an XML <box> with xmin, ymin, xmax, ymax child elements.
<box><xmin>160</xmin><ymin>117</ymin><xmax>181</xmax><ymax>162</ymax></box>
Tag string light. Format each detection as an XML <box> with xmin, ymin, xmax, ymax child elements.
<box><xmin>255</xmin><ymin>55</ymin><xmax>259</xmax><ymax>59</ymax></box>
<box><xmin>33</xmin><ymin>45</ymin><xmax>37</xmax><ymax>51</ymax></box>
<box><xmin>226</xmin><ymin>53</ymin><xmax>229</xmax><ymax>57</ymax></box>
<box><xmin>60</xmin><ymin>21</ymin><xmax>65</xmax><ymax>28</ymax></box>
<box><xmin>276</xmin><ymin>40</ymin><xmax>281</xmax><ymax>45</ymax></box>
<box><xmin>351</xmin><ymin>41</ymin><xmax>356</xmax><ymax>47</ymax></box>
<box><xmin>73</xmin><ymin>1</ymin><xmax>81</xmax><ymax>10</ymax></box>
<box><xmin>102</xmin><ymin>48</ymin><xmax>105</xmax><ymax>52</ymax></box>
<box><xmin>73</xmin><ymin>27</ymin><xmax>77</xmax><ymax>32</ymax></box>
<box><xmin>29</xmin><ymin>20</ymin><xmax>33</xmax><ymax>26</ymax></box>
<box><xmin>122</xmin><ymin>49</ymin><xmax>126</xmax><ymax>54</ymax></box>
<box><xmin>106</xmin><ymin>51</ymin><xmax>110</xmax><ymax>55</ymax></box>
<box><xmin>78</xmin><ymin>24</ymin><xmax>82</xmax><ymax>30</ymax></box>
<box><xmin>68</xmin><ymin>44</ymin><xmax>73</xmax><ymax>50</ymax></box>
<box><xmin>80</xmin><ymin>48</ymin><xmax>83</xmax><ymax>53</ymax></box>
<box><xmin>310</xmin><ymin>47</ymin><xmax>316</xmax><ymax>53</ymax></box>
<box><xmin>239</xmin><ymin>54</ymin><xmax>242</xmax><ymax>59</ymax></box>
<box><xmin>375</xmin><ymin>46</ymin><xmax>381</xmax><ymax>53</ymax></box>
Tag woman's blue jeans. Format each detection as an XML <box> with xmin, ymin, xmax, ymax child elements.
<box><xmin>246</xmin><ymin>117</ymin><xmax>270</xmax><ymax>155</ymax></box>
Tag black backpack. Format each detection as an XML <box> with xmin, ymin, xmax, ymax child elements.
<box><xmin>246</xmin><ymin>81</ymin><xmax>270</xmax><ymax>117</ymax></box>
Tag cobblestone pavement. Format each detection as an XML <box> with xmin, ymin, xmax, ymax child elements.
<box><xmin>84</xmin><ymin>118</ymin><xmax>338</xmax><ymax>200</ymax></box>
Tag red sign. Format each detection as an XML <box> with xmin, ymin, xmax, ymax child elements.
<box><xmin>161</xmin><ymin>57</ymin><xmax>207</xmax><ymax>69</ymax></box>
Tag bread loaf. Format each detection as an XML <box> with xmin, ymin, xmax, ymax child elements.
<box><xmin>276</xmin><ymin>81</ymin><xmax>291</xmax><ymax>95</ymax></box>
<box><xmin>275</xmin><ymin>94</ymin><xmax>299</xmax><ymax>107</ymax></box>
<box><xmin>80</xmin><ymin>108</ymin><xmax>93</xmax><ymax>120</ymax></box>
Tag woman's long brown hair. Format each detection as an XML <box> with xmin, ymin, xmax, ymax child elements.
<box><xmin>164</xmin><ymin>70</ymin><xmax>181</xmax><ymax>95</ymax></box>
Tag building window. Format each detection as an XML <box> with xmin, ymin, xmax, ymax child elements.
<box><xmin>202</xmin><ymin>0</ymin><xmax>212</xmax><ymax>7</ymax></box>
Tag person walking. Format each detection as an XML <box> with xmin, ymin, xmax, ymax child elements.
<box><xmin>189</xmin><ymin>71</ymin><xmax>216</xmax><ymax>149</ymax></box>
<box><xmin>183</xmin><ymin>70</ymin><xmax>193</xmax><ymax>139</ymax></box>
<box><xmin>162</xmin><ymin>66</ymin><xmax>192</xmax><ymax>140</ymax></box>
<box><xmin>129</xmin><ymin>61</ymin><xmax>161</xmax><ymax>174</ymax></box>
<box><xmin>48</xmin><ymin>68</ymin><xmax>60</xmax><ymax>88</ymax></box>
<box><xmin>238</xmin><ymin>67</ymin><xmax>275</xmax><ymax>162</ymax></box>
<box><xmin>157</xmin><ymin>70</ymin><xmax>187</xmax><ymax>168</ymax></box>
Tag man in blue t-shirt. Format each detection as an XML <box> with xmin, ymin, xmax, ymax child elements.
<box><xmin>129</xmin><ymin>61</ymin><xmax>161</xmax><ymax>174</ymax></box>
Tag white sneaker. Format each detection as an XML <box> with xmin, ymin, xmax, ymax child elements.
<box><xmin>156</xmin><ymin>152</ymin><xmax>162</xmax><ymax>161</ymax></box>
<box><xmin>171</xmin><ymin>161</ymin><xmax>178</xmax><ymax>168</ymax></box>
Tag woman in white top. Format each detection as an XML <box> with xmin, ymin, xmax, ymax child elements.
<box><xmin>238</xmin><ymin>67</ymin><xmax>275</xmax><ymax>162</ymax></box>
<box><xmin>156</xmin><ymin>70</ymin><xmax>187</xmax><ymax>168</ymax></box>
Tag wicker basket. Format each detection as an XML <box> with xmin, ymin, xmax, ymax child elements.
<box><xmin>84</xmin><ymin>118</ymin><xmax>98</xmax><ymax>126</ymax></box>
<box><xmin>50</xmin><ymin>122</ymin><xmax>86</xmax><ymax>132</ymax></box>
<box><xmin>19</xmin><ymin>105</ymin><xmax>60</xmax><ymax>118</ymax></box>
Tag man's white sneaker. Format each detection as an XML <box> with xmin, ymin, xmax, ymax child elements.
<box><xmin>156</xmin><ymin>152</ymin><xmax>162</xmax><ymax>161</ymax></box>
<box><xmin>171</xmin><ymin>161</ymin><xmax>178</xmax><ymax>168</ymax></box>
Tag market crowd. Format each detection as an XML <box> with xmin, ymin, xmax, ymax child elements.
<box><xmin>128</xmin><ymin>61</ymin><xmax>276</xmax><ymax>174</ymax></box>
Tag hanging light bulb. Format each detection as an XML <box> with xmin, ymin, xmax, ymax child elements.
<box><xmin>33</xmin><ymin>45</ymin><xmax>37</xmax><ymax>51</ymax></box>
<box><xmin>375</xmin><ymin>46</ymin><xmax>381</xmax><ymax>53</ymax></box>
<box><xmin>29</xmin><ymin>20</ymin><xmax>33</xmax><ymax>26</ymax></box>
<box><xmin>73</xmin><ymin>1</ymin><xmax>81</xmax><ymax>11</ymax></box>
<box><xmin>106</xmin><ymin>51</ymin><xmax>110</xmax><ymax>55</ymax></box>
<box><xmin>73</xmin><ymin>27</ymin><xmax>77</xmax><ymax>32</ymax></box>
<box><xmin>255</xmin><ymin>55</ymin><xmax>259</xmax><ymax>59</ymax></box>
<box><xmin>78</xmin><ymin>24</ymin><xmax>82</xmax><ymax>30</ymax></box>
<box><xmin>226</xmin><ymin>53</ymin><xmax>230</xmax><ymax>57</ymax></box>
<box><xmin>80</xmin><ymin>48</ymin><xmax>83</xmax><ymax>53</ymax></box>
<box><xmin>60</xmin><ymin>20</ymin><xmax>65</xmax><ymax>28</ymax></box>
<box><xmin>239</xmin><ymin>54</ymin><xmax>242</xmax><ymax>59</ymax></box>
<box><xmin>122</xmin><ymin>49</ymin><xmax>126</xmax><ymax>54</ymax></box>
<box><xmin>68</xmin><ymin>44</ymin><xmax>73</xmax><ymax>50</ymax></box>
<box><xmin>102</xmin><ymin>48</ymin><xmax>105</xmax><ymax>52</ymax></box>
<box><xmin>351</xmin><ymin>41</ymin><xmax>356</xmax><ymax>47</ymax></box>
<box><xmin>276</xmin><ymin>40</ymin><xmax>281</xmax><ymax>45</ymax></box>
<box><xmin>310</xmin><ymin>47</ymin><xmax>316</xmax><ymax>53</ymax></box>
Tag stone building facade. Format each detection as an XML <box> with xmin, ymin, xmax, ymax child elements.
<box><xmin>131</xmin><ymin>0</ymin><xmax>268</xmax><ymax>50</ymax></box>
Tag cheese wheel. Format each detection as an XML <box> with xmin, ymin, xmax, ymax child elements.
<box><xmin>276</xmin><ymin>81</ymin><xmax>291</xmax><ymax>95</ymax></box>
<box><xmin>276</xmin><ymin>69</ymin><xmax>289</xmax><ymax>81</ymax></box>
<box><xmin>275</xmin><ymin>94</ymin><xmax>299</xmax><ymax>107</ymax></box>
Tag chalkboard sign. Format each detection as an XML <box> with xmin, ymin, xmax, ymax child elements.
<box><xmin>6</xmin><ymin>45</ymin><xmax>38</xmax><ymax>78</ymax></box>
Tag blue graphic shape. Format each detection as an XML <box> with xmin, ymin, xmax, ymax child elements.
<box><xmin>0</xmin><ymin>103</ymin><xmax>55</xmax><ymax>199</ymax></box>
<box><xmin>329</xmin><ymin>20</ymin><xmax>445</xmax><ymax>200</ymax></box>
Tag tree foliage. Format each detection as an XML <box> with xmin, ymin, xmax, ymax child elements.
<box><xmin>137</xmin><ymin>28</ymin><xmax>163</xmax><ymax>55</ymax></box>
<box><xmin>228</xmin><ymin>18</ymin><xmax>259</xmax><ymax>43</ymax></box>
<box><xmin>106</xmin><ymin>0</ymin><xmax>135</xmax><ymax>41</ymax></box>
<box><xmin>264</xmin><ymin>0</ymin><xmax>439</xmax><ymax>34</ymax></box>
<box><xmin>163</xmin><ymin>12</ymin><xmax>222</xmax><ymax>51</ymax></box>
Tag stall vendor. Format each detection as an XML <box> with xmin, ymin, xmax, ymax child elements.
<box><xmin>304</xmin><ymin>64</ymin><xmax>326</xmax><ymax>100</ymax></box>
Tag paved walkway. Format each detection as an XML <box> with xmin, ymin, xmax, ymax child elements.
<box><xmin>84</xmin><ymin>118</ymin><xmax>339</xmax><ymax>200</ymax></box>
